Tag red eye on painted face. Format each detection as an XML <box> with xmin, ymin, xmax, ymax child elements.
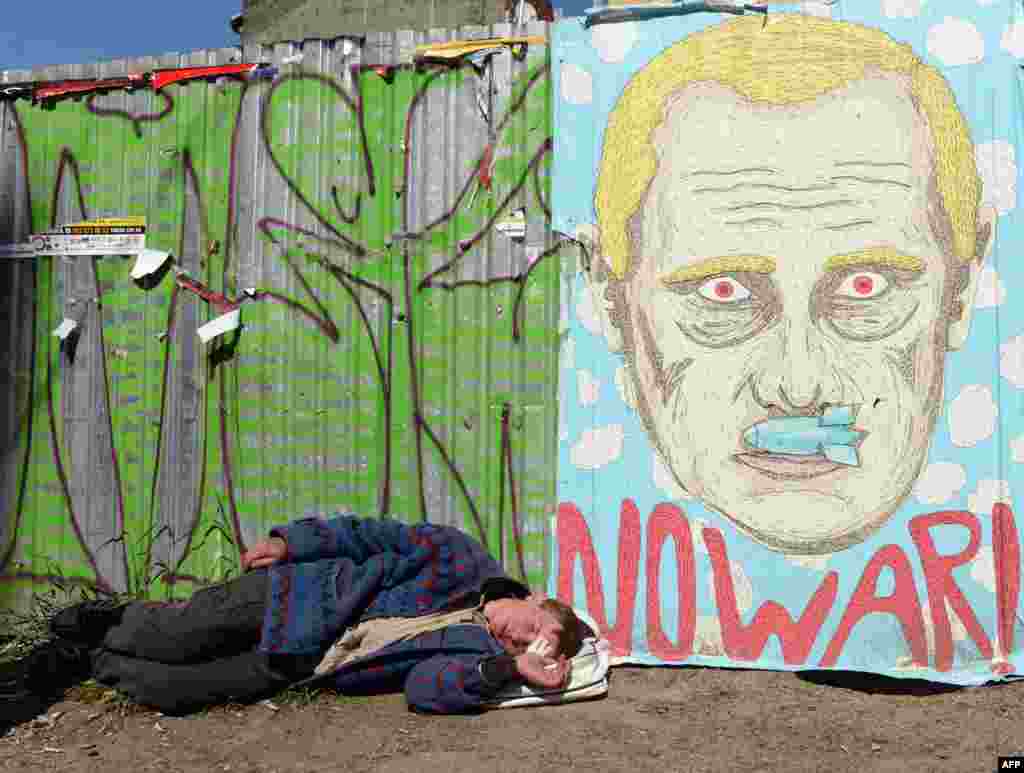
<box><xmin>697</xmin><ymin>276</ymin><xmax>751</xmax><ymax>303</ymax></box>
<box><xmin>835</xmin><ymin>271</ymin><xmax>888</xmax><ymax>299</ymax></box>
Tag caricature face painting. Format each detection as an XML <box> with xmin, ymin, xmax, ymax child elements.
<box><xmin>588</xmin><ymin>16</ymin><xmax>995</xmax><ymax>554</ymax></box>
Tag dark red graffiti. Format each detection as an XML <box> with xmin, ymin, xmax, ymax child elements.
<box><xmin>86</xmin><ymin>91</ymin><xmax>175</xmax><ymax>140</ymax></box>
<box><xmin>255</xmin><ymin>59</ymin><xmax>560</xmax><ymax>547</ymax></box>
<box><xmin>0</xmin><ymin>44</ymin><xmax>560</xmax><ymax>598</ymax></box>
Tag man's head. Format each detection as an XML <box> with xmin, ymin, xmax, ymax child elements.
<box><xmin>484</xmin><ymin>595</ymin><xmax>586</xmax><ymax>658</ymax></box>
<box><xmin>584</xmin><ymin>15</ymin><xmax>995</xmax><ymax>554</ymax></box>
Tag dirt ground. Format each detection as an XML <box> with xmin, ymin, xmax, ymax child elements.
<box><xmin>1</xmin><ymin>667</ymin><xmax>1021</xmax><ymax>773</ymax></box>
<box><xmin>0</xmin><ymin>663</ymin><xmax>1019</xmax><ymax>773</ymax></box>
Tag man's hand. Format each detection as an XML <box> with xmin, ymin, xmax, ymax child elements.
<box><xmin>241</xmin><ymin>537</ymin><xmax>287</xmax><ymax>571</ymax></box>
<box><xmin>514</xmin><ymin>652</ymin><xmax>570</xmax><ymax>689</ymax></box>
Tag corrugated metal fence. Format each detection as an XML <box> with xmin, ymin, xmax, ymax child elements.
<box><xmin>0</xmin><ymin>22</ymin><xmax>573</xmax><ymax>614</ymax></box>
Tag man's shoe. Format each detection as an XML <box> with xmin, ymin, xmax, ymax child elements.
<box><xmin>0</xmin><ymin>677</ymin><xmax>50</xmax><ymax>735</ymax></box>
<box><xmin>0</xmin><ymin>640</ymin><xmax>90</xmax><ymax>734</ymax></box>
<box><xmin>0</xmin><ymin>638</ymin><xmax>92</xmax><ymax>697</ymax></box>
<box><xmin>49</xmin><ymin>599</ymin><xmax>127</xmax><ymax>647</ymax></box>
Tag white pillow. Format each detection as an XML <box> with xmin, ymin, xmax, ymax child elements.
<box><xmin>485</xmin><ymin>637</ymin><xmax>610</xmax><ymax>709</ymax></box>
<box><xmin>486</xmin><ymin>608</ymin><xmax>610</xmax><ymax>709</ymax></box>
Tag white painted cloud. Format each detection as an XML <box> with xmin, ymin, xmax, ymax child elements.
<box><xmin>560</xmin><ymin>337</ymin><xmax>575</xmax><ymax>371</ymax></box>
<box><xmin>882</xmin><ymin>0</ymin><xmax>924</xmax><ymax>18</ymax></box>
<box><xmin>652</xmin><ymin>453</ymin><xmax>694</xmax><ymax>500</ymax></box>
<box><xmin>1012</xmin><ymin>435</ymin><xmax>1024</xmax><ymax>463</ymax></box>
<box><xmin>975</xmin><ymin>266</ymin><xmax>1007</xmax><ymax>309</ymax></box>
<box><xmin>570</xmin><ymin>424</ymin><xmax>624</xmax><ymax>470</ymax></box>
<box><xmin>914</xmin><ymin>462</ymin><xmax>967</xmax><ymax>505</ymax></box>
<box><xmin>948</xmin><ymin>385</ymin><xmax>997</xmax><ymax>447</ymax></box>
<box><xmin>927</xmin><ymin>18</ymin><xmax>985</xmax><ymax>66</ymax></box>
<box><xmin>1001</xmin><ymin>22</ymin><xmax>1024</xmax><ymax>58</ymax></box>
<box><xmin>797</xmin><ymin>0</ymin><xmax>833</xmax><ymax>17</ymax></box>
<box><xmin>923</xmin><ymin>599</ymin><xmax>970</xmax><ymax>650</ymax></box>
<box><xmin>1000</xmin><ymin>336</ymin><xmax>1024</xmax><ymax>388</ymax></box>
<box><xmin>590</xmin><ymin>22</ymin><xmax>638</xmax><ymax>63</ymax></box>
<box><xmin>575</xmin><ymin>282</ymin><xmax>602</xmax><ymax>337</ymax></box>
<box><xmin>945</xmin><ymin>601</ymin><xmax>968</xmax><ymax>643</ymax></box>
<box><xmin>896</xmin><ymin>599</ymin><xmax>968</xmax><ymax>670</ymax></box>
<box><xmin>614</xmin><ymin>365</ymin><xmax>636</xmax><ymax>410</ymax></box>
<box><xmin>577</xmin><ymin>369</ymin><xmax>600</xmax><ymax>406</ymax></box>
<box><xmin>967</xmin><ymin>478</ymin><xmax>1011</xmax><ymax>517</ymax></box>
<box><xmin>707</xmin><ymin>561</ymin><xmax>752</xmax><ymax>614</ymax></box>
<box><xmin>691</xmin><ymin>517</ymin><xmax>709</xmax><ymax>555</ymax></box>
<box><xmin>976</xmin><ymin>140</ymin><xmax>1017</xmax><ymax>216</ymax></box>
<box><xmin>694</xmin><ymin>615</ymin><xmax>724</xmax><ymax>657</ymax></box>
<box><xmin>787</xmin><ymin>554</ymin><xmax>831</xmax><ymax>572</ymax></box>
<box><xmin>971</xmin><ymin>545</ymin><xmax>996</xmax><ymax>592</ymax></box>
<box><xmin>560</xmin><ymin>63</ymin><xmax>593</xmax><ymax>105</ymax></box>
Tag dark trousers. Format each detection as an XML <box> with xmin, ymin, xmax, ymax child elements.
<box><xmin>91</xmin><ymin>569</ymin><xmax>320</xmax><ymax>715</ymax></box>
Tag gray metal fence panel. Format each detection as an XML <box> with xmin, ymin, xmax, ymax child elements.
<box><xmin>0</xmin><ymin>23</ymin><xmax>567</xmax><ymax>614</ymax></box>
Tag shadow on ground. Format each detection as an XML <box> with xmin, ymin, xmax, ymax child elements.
<box><xmin>795</xmin><ymin>669</ymin><xmax>966</xmax><ymax>696</ymax></box>
<box><xmin>611</xmin><ymin>662</ymin><xmax>986</xmax><ymax>697</ymax></box>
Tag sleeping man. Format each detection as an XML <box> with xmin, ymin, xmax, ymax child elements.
<box><xmin>10</xmin><ymin>514</ymin><xmax>585</xmax><ymax>716</ymax></box>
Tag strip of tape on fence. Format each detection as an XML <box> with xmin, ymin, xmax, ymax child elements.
<box><xmin>0</xmin><ymin>243</ymin><xmax>38</xmax><ymax>258</ymax></box>
<box><xmin>197</xmin><ymin>308</ymin><xmax>241</xmax><ymax>343</ymax></box>
<box><xmin>130</xmin><ymin>249</ymin><xmax>172</xmax><ymax>279</ymax></box>
<box><xmin>52</xmin><ymin>318</ymin><xmax>78</xmax><ymax>340</ymax></box>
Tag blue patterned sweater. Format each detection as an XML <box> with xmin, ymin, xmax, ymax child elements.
<box><xmin>255</xmin><ymin>514</ymin><xmax>530</xmax><ymax>713</ymax></box>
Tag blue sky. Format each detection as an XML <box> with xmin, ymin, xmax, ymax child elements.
<box><xmin>0</xmin><ymin>0</ymin><xmax>592</xmax><ymax>73</ymax></box>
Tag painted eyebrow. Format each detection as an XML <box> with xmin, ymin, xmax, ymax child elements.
<box><xmin>823</xmin><ymin>248</ymin><xmax>924</xmax><ymax>273</ymax></box>
<box><xmin>659</xmin><ymin>248</ymin><xmax>923</xmax><ymax>285</ymax></box>
<box><xmin>660</xmin><ymin>255</ymin><xmax>776</xmax><ymax>284</ymax></box>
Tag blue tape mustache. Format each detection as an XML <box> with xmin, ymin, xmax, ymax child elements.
<box><xmin>741</xmin><ymin>405</ymin><xmax>866</xmax><ymax>467</ymax></box>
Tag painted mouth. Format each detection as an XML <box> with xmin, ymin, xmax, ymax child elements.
<box><xmin>732</xmin><ymin>452</ymin><xmax>846</xmax><ymax>480</ymax></box>
<box><xmin>735</xmin><ymin>406</ymin><xmax>866</xmax><ymax>479</ymax></box>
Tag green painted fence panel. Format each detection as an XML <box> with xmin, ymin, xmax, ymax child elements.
<box><xmin>0</xmin><ymin>22</ymin><xmax>572</xmax><ymax>614</ymax></box>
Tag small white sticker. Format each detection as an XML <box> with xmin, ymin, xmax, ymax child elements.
<box><xmin>495</xmin><ymin>209</ymin><xmax>527</xmax><ymax>241</ymax></box>
<box><xmin>197</xmin><ymin>308</ymin><xmax>241</xmax><ymax>343</ymax></box>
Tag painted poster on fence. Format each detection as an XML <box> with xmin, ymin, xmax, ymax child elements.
<box><xmin>551</xmin><ymin>3</ymin><xmax>1024</xmax><ymax>684</ymax></box>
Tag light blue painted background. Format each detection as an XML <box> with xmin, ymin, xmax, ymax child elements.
<box><xmin>551</xmin><ymin>0</ymin><xmax>1024</xmax><ymax>683</ymax></box>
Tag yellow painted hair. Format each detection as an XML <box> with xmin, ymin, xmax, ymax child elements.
<box><xmin>595</xmin><ymin>14</ymin><xmax>981</xmax><ymax>277</ymax></box>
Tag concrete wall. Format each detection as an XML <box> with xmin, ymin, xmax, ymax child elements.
<box><xmin>238</xmin><ymin>0</ymin><xmax>509</xmax><ymax>45</ymax></box>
